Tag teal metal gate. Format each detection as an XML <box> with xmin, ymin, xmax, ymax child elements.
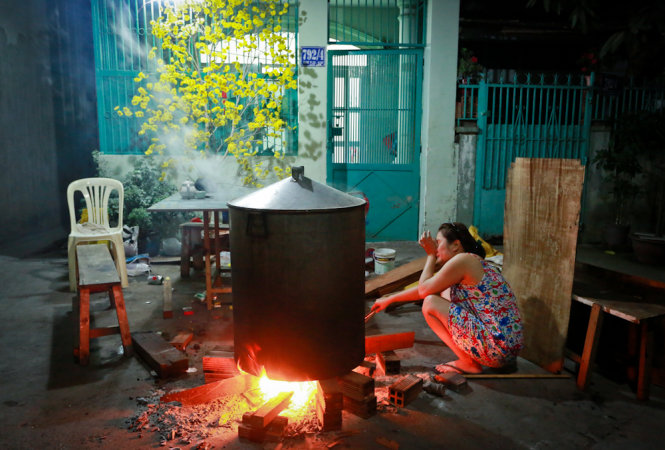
<box><xmin>327</xmin><ymin>49</ymin><xmax>422</xmax><ymax>241</ymax></box>
<box><xmin>474</xmin><ymin>74</ymin><xmax>594</xmax><ymax>236</ymax></box>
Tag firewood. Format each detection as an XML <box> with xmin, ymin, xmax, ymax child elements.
<box><xmin>160</xmin><ymin>373</ymin><xmax>255</xmax><ymax>405</ymax></box>
<box><xmin>365</xmin><ymin>256</ymin><xmax>427</xmax><ymax>297</ymax></box>
<box><xmin>131</xmin><ymin>331</ymin><xmax>188</xmax><ymax>378</ymax></box>
<box><xmin>365</xmin><ymin>332</ymin><xmax>415</xmax><ymax>355</ymax></box>
<box><xmin>244</xmin><ymin>391</ymin><xmax>293</xmax><ymax>429</ymax></box>
<box><xmin>169</xmin><ymin>331</ymin><xmax>193</xmax><ymax>351</ymax></box>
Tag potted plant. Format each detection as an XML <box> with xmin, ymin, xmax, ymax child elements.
<box><xmin>457</xmin><ymin>48</ymin><xmax>484</xmax><ymax>84</ymax></box>
<box><xmin>592</xmin><ymin>118</ymin><xmax>642</xmax><ymax>249</ymax></box>
<box><xmin>94</xmin><ymin>153</ymin><xmax>187</xmax><ymax>255</ymax></box>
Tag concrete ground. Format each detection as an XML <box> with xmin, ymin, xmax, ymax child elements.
<box><xmin>1</xmin><ymin>241</ymin><xmax>664</xmax><ymax>449</ymax></box>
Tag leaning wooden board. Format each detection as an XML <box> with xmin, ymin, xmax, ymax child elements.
<box><xmin>502</xmin><ymin>158</ymin><xmax>585</xmax><ymax>373</ymax></box>
<box><xmin>365</xmin><ymin>256</ymin><xmax>427</xmax><ymax>297</ymax></box>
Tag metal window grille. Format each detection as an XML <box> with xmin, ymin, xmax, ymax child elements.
<box><xmin>328</xmin><ymin>0</ymin><xmax>426</xmax><ymax>48</ymax></box>
<box><xmin>91</xmin><ymin>0</ymin><xmax>298</xmax><ymax>155</ymax></box>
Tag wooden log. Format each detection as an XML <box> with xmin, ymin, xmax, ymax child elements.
<box><xmin>354</xmin><ymin>359</ymin><xmax>376</xmax><ymax>378</ymax></box>
<box><xmin>160</xmin><ymin>373</ymin><xmax>255</xmax><ymax>405</ymax></box>
<box><xmin>365</xmin><ymin>256</ymin><xmax>427</xmax><ymax>298</ymax></box>
<box><xmin>245</xmin><ymin>391</ymin><xmax>293</xmax><ymax>429</ymax></box>
<box><xmin>131</xmin><ymin>331</ymin><xmax>188</xmax><ymax>378</ymax></box>
<box><xmin>388</xmin><ymin>374</ymin><xmax>423</xmax><ymax>407</ymax></box>
<box><xmin>169</xmin><ymin>331</ymin><xmax>193</xmax><ymax>351</ymax></box>
<box><xmin>365</xmin><ymin>332</ymin><xmax>415</xmax><ymax>355</ymax></box>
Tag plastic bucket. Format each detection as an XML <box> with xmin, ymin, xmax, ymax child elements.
<box><xmin>374</xmin><ymin>248</ymin><xmax>396</xmax><ymax>274</ymax></box>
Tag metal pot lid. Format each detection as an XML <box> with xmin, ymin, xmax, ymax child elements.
<box><xmin>228</xmin><ymin>166</ymin><xmax>366</xmax><ymax>211</ymax></box>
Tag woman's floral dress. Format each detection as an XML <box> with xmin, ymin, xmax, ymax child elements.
<box><xmin>449</xmin><ymin>258</ymin><xmax>523</xmax><ymax>367</ymax></box>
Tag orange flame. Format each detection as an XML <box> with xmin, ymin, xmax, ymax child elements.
<box><xmin>237</xmin><ymin>367</ymin><xmax>317</xmax><ymax>421</ymax></box>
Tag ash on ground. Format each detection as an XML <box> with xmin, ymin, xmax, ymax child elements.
<box><xmin>128</xmin><ymin>389</ymin><xmax>322</xmax><ymax>446</ymax></box>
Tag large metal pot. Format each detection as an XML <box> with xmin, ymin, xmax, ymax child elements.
<box><xmin>228</xmin><ymin>167</ymin><xmax>366</xmax><ymax>381</ymax></box>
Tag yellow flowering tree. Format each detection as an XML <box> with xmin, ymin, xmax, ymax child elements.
<box><xmin>116</xmin><ymin>0</ymin><xmax>296</xmax><ymax>186</ymax></box>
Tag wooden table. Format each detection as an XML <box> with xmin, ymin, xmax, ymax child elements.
<box><xmin>148</xmin><ymin>185</ymin><xmax>254</xmax><ymax>309</ymax></box>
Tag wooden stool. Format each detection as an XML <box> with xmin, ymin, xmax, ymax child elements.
<box><xmin>180</xmin><ymin>221</ymin><xmax>229</xmax><ymax>278</ymax></box>
<box><xmin>571</xmin><ymin>280</ymin><xmax>665</xmax><ymax>400</ymax></box>
<box><xmin>74</xmin><ymin>244</ymin><xmax>132</xmax><ymax>365</ymax></box>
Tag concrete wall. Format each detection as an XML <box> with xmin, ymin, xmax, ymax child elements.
<box><xmin>0</xmin><ymin>0</ymin><xmax>98</xmax><ymax>256</ymax></box>
<box><xmin>453</xmin><ymin>124</ymin><xmax>616</xmax><ymax>245</ymax></box>
<box><xmin>419</xmin><ymin>0</ymin><xmax>460</xmax><ymax>232</ymax></box>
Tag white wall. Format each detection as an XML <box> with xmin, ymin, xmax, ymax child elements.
<box><xmin>294</xmin><ymin>0</ymin><xmax>328</xmax><ymax>183</ymax></box>
<box><xmin>419</xmin><ymin>0</ymin><xmax>460</xmax><ymax>232</ymax></box>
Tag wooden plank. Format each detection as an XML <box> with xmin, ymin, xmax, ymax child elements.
<box><xmin>76</xmin><ymin>244</ymin><xmax>120</xmax><ymax>286</ymax></box>
<box><xmin>161</xmin><ymin>373</ymin><xmax>256</xmax><ymax>405</ymax></box>
<box><xmin>365</xmin><ymin>332</ymin><xmax>415</xmax><ymax>355</ymax></box>
<box><xmin>131</xmin><ymin>331</ymin><xmax>189</xmax><ymax>378</ymax></box>
<box><xmin>503</xmin><ymin>158</ymin><xmax>585</xmax><ymax>373</ymax></box>
<box><xmin>365</xmin><ymin>256</ymin><xmax>427</xmax><ymax>297</ymax></box>
<box><xmin>245</xmin><ymin>392</ymin><xmax>293</xmax><ymax>429</ymax></box>
<box><xmin>572</xmin><ymin>280</ymin><xmax>665</xmax><ymax>323</ymax></box>
<box><xmin>169</xmin><ymin>331</ymin><xmax>193</xmax><ymax>351</ymax></box>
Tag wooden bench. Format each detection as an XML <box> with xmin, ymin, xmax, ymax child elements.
<box><xmin>75</xmin><ymin>244</ymin><xmax>132</xmax><ymax>365</ymax></box>
<box><xmin>571</xmin><ymin>280</ymin><xmax>665</xmax><ymax>400</ymax></box>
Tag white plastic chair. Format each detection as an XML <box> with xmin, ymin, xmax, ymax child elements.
<box><xmin>67</xmin><ymin>178</ymin><xmax>129</xmax><ymax>291</ymax></box>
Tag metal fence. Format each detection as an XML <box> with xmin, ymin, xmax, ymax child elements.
<box><xmin>92</xmin><ymin>0</ymin><xmax>298</xmax><ymax>155</ymax></box>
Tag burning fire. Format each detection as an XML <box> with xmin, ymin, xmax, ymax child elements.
<box><xmin>256</xmin><ymin>369</ymin><xmax>317</xmax><ymax>411</ymax></box>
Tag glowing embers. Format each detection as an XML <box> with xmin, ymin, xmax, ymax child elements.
<box><xmin>238</xmin><ymin>369</ymin><xmax>319</xmax><ymax>443</ymax></box>
<box><xmin>256</xmin><ymin>369</ymin><xmax>317</xmax><ymax>413</ymax></box>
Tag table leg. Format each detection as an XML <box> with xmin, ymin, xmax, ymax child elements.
<box><xmin>203</xmin><ymin>211</ymin><xmax>213</xmax><ymax>310</ymax></box>
<box><xmin>214</xmin><ymin>211</ymin><xmax>221</xmax><ymax>276</ymax></box>
<box><xmin>637</xmin><ymin>321</ymin><xmax>653</xmax><ymax>401</ymax></box>
<box><xmin>577</xmin><ymin>303</ymin><xmax>604</xmax><ymax>391</ymax></box>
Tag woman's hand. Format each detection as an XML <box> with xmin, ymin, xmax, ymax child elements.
<box><xmin>419</xmin><ymin>230</ymin><xmax>437</xmax><ymax>256</ymax></box>
<box><xmin>371</xmin><ymin>296</ymin><xmax>393</xmax><ymax>313</ymax></box>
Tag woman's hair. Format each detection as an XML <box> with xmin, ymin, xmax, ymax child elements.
<box><xmin>438</xmin><ymin>222</ymin><xmax>486</xmax><ymax>259</ymax></box>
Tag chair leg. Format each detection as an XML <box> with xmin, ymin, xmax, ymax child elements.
<box><xmin>577</xmin><ymin>303</ymin><xmax>604</xmax><ymax>391</ymax></box>
<box><xmin>68</xmin><ymin>237</ymin><xmax>78</xmax><ymax>292</ymax></box>
<box><xmin>109</xmin><ymin>235</ymin><xmax>129</xmax><ymax>288</ymax></box>
<box><xmin>78</xmin><ymin>287</ymin><xmax>91</xmax><ymax>365</ymax></box>
<box><xmin>181</xmin><ymin>227</ymin><xmax>192</xmax><ymax>278</ymax></box>
<box><xmin>110</xmin><ymin>285</ymin><xmax>133</xmax><ymax>356</ymax></box>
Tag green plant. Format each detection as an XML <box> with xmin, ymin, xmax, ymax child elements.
<box><xmin>629</xmin><ymin>111</ymin><xmax>665</xmax><ymax>236</ymax></box>
<box><xmin>457</xmin><ymin>48</ymin><xmax>484</xmax><ymax>82</ymax></box>
<box><xmin>116</xmin><ymin>0</ymin><xmax>296</xmax><ymax>187</ymax></box>
<box><xmin>94</xmin><ymin>152</ymin><xmax>186</xmax><ymax>242</ymax></box>
<box><xmin>593</xmin><ymin>117</ymin><xmax>642</xmax><ymax>226</ymax></box>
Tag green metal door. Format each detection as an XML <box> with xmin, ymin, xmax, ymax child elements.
<box><xmin>474</xmin><ymin>74</ymin><xmax>593</xmax><ymax>236</ymax></box>
<box><xmin>327</xmin><ymin>49</ymin><xmax>422</xmax><ymax>241</ymax></box>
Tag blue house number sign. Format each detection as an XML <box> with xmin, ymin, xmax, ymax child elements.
<box><xmin>301</xmin><ymin>47</ymin><xmax>325</xmax><ymax>67</ymax></box>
